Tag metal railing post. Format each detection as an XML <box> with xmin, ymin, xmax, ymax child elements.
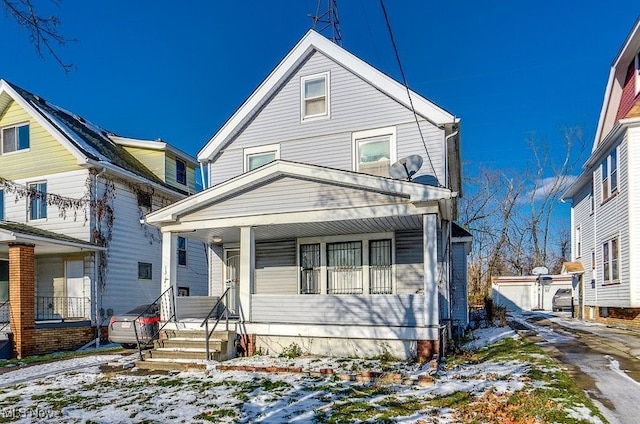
<box><xmin>204</xmin><ymin>319</ymin><xmax>210</xmax><ymax>360</ymax></box>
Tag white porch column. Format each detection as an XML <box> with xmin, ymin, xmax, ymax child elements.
<box><xmin>239</xmin><ymin>226</ymin><xmax>255</xmax><ymax>321</ymax></box>
<box><xmin>423</xmin><ymin>214</ymin><xmax>439</xmax><ymax>327</ymax></box>
<box><xmin>161</xmin><ymin>230</ymin><xmax>178</xmax><ymax>321</ymax></box>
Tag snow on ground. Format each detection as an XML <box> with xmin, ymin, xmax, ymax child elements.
<box><xmin>0</xmin><ymin>327</ymin><xmax>601</xmax><ymax>423</ymax></box>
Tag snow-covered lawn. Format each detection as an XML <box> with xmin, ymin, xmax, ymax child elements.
<box><xmin>0</xmin><ymin>326</ymin><xmax>604</xmax><ymax>423</ymax></box>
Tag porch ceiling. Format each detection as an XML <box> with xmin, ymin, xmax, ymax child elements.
<box><xmin>181</xmin><ymin>214</ymin><xmax>423</xmax><ymax>244</ymax></box>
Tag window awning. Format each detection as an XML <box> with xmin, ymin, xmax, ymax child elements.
<box><xmin>561</xmin><ymin>261</ymin><xmax>585</xmax><ymax>275</ymax></box>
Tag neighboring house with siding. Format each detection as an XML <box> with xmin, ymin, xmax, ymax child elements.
<box><xmin>563</xmin><ymin>18</ymin><xmax>640</xmax><ymax>327</ymax></box>
<box><xmin>146</xmin><ymin>30</ymin><xmax>469</xmax><ymax>361</ymax></box>
<box><xmin>0</xmin><ymin>79</ymin><xmax>207</xmax><ymax>358</ymax></box>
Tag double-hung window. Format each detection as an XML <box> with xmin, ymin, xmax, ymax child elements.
<box><xmin>28</xmin><ymin>182</ymin><xmax>47</xmax><ymax>220</ymax></box>
<box><xmin>575</xmin><ymin>225</ymin><xmax>582</xmax><ymax>258</ymax></box>
<box><xmin>601</xmin><ymin>148</ymin><xmax>618</xmax><ymax>201</ymax></box>
<box><xmin>301</xmin><ymin>72</ymin><xmax>329</xmax><ymax>121</ymax></box>
<box><xmin>244</xmin><ymin>144</ymin><xmax>280</xmax><ymax>172</ymax></box>
<box><xmin>176</xmin><ymin>159</ymin><xmax>187</xmax><ymax>185</ymax></box>
<box><xmin>602</xmin><ymin>237</ymin><xmax>619</xmax><ymax>284</ymax></box>
<box><xmin>177</xmin><ymin>236</ymin><xmax>187</xmax><ymax>266</ymax></box>
<box><xmin>353</xmin><ymin>127</ymin><xmax>396</xmax><ymax>177</ymax></box>
<box><xmin>1</xmin><ymin>123</ymin><xmax>29</xmax><ymax>154</ymax></box>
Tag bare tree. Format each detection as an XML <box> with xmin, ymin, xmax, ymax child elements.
<box><xmin>460</xmin><ymin>128</ymin><xmax>586</xmax><ymax>303</ymax></box>
<box><xmin>2</xmin><ymin>0</ymin><xmax>74</xmax><ymax>72</ymax></box>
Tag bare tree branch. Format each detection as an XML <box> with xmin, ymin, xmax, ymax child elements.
<box><xmin>2</xmin><ymin>0</ymin><xmax>75</xmax><ymax>73</ymax></box>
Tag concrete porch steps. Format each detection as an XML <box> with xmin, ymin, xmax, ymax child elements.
<box><xmin>134</xmin><ymin>328</ymin><xmax>236</xmax><ymax>372</ymax></box>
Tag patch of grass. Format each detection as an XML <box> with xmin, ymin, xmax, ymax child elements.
<box><xmin>427</xmin><ymin>391</ymin><xmax>472</xmax><ymax>409</ymax></box>
<box><xmin>0</xmin><ymin>346</ymin><xmax>121</xmax><ymax>367</ymax></box>
<box><xmin>279</xmin><ymin>343</ymin><xmax>301</xmax><ymax>359</ymax></box>
<box><xmin>194</xmin><ymin>408</ymin><xmax>237</xmax><ymax>421</ymax></box>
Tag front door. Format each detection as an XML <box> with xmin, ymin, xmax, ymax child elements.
<box><xmin>65</xmin><ymin>260</ymin><xmax>85</xmax><ymax>319</ymax></box>
<box><xmin>224</xmin><ymin>250</ymin><xmax>240</xmax><ymax>316</ymax></box>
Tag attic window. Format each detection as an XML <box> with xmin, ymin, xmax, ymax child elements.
<box><xmin>176</xmin><ymin>159</ymin><xmax>187</xmax><ymax>185</ymax></box>
<box><xmin>301</xmin><ymin>72</ymin><xmax>330</xmax><ymax>121</ymax></box>
<box><xmin>1</xmin><ymin>123</ymin><xmax>30</xmax><ymax>154</ymax></box>
<box><xmin>244</xmin><ymin>143</ymin><xmax>280</xmax><ymax>172</ymax></box>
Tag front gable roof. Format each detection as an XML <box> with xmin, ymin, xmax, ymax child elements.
<box><xmin>594</xmin><ymin>17</ymin><xmax>640</xmax><ymax>149</ymax></box>
<box><xmin>198</xmin><ymin>30</ymin><xmax>457</xmax><ymax>162</ymax></box>
<box><xmin>146</xmin><ymin>160</ymin><xmax>456</xmax><ymax>225</ymax></box>
<box><xmin>0</xmin><ymin>80</ymin><xmax>192</xmax><ymax>194</ymax></box>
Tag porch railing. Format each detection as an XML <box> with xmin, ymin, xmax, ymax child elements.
<box><xmin>134</xmin><ymin>286</ymin><xmax>176</xmax><ymax>361</ymax></box>
<box><xmin>36</xmin><ymin>296</ymin><xmax>89</xmax><ymax>321</ymax></box>
<box><xmin>370</xmin><ymin>266</ymin><xmax>392</xmax><ymax>294</ymax></box>
<box><xmin>327</xmin><ymin>267</ymin><xmax>363</xmax><ymax>294</ymax></box>
<box><xmin>0</xmin><ymin>300</ymin><xmax>9</xmax><ymax>332</ymax></box>
<box><xmin>200</xmin><ymin>286</ymin><xmax>232</xmax><ymax>361</ymax></box>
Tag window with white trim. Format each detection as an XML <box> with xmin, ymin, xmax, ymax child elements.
<box><xmin>244</xmin><ymin>144</ymin><xmax>280</xmax><ymax>172</ymax></box>
<box><xmin>177</xmin><ymin>236</ymin><xmax>187</xmax><ymax>266</ymax></box>
<box><xmin>28</xmin><ymin>181</ymin><xmax>47</xmax><ymax>220</ymax></box>
<box><xmin>601</xmin><ymin>148</ymin><xmax>618</xmax><ymax>201</ymax></box>
<box><xmin>1</xmin><ymin>123</ymin><xmax>29</xmax><ymax>154</ymax></box>
<box><xmin>300</xmin><ymin>243</ymin><xmax>320</xmax><ymax>294</ymax></box>
<box><xmin>575</xmin><ymin>225</ymin><xmax>582</xmax><ymax>258</ymax></box>
<box><xmin>176</xmin><ymin>159</ymin><xmax>187</xmax><ymax>185</ymax></box>
<box><xmin>369</xmin><ymin>239</ymin><xmax>392</xmax><ymax>294</ymax></box>
<box><xmin>352</xmin><ymin>127</ymin><xmax>397</xmax><ymax>177</ymax></box>
<box><xmin>301</xmin><ymin>72</ymin><xmax>329</xmax><ymax>121</ymax></box>
<box><xmin>0</xmin><ymin>189</ymin><xmax>4</xmax><ymax>221</ymax></box>
<box><xmin>327</xmin><ymin>241</ymin><xmax>363</xmax><ymax>294</ymax></box>
<box><xmin>602</xmin><ymin>237</ymin><xmax>619</xmax><ymax>283</ymax></box>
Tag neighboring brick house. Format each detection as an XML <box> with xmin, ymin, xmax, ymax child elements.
<box><xmin>0</xmin><ymin>80</ymin><xmax>207</xmax><ymax>358</ymax></box>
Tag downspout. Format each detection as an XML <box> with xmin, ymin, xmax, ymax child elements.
<box><xmin>444</xmin><ymin>129</ymin><xmax>459</xmax><ymax>189</ymax></box>
<box><xmin>199</xmin><ymin>161</ymin><xmax>207</xmax><ymax>190</ymax></box>
<box><xmin>93</xmin><ymin>167</ymin><xmax>106</xmax><ymax>348</ymax></box>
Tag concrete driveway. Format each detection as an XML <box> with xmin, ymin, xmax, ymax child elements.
<box><xmin>512</xmin><ymin>312</ymin><xmax>640</xmax><ymax>424</ymax></box>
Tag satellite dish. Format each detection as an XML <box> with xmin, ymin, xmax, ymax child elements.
<box><xmin>389</xmin><ymin>155</ymin><xmax>423</xmax><ymax>181</ymax></box>
<box><xmin>532</xmin><ymin>266</ymin><xmax>549</xmax><ymax>276</ymax></box>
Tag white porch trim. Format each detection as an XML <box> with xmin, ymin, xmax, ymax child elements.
<box><xmin>244</xmin><ymin>322</ymin><xmax>440</xmax><ymax>340</ymax></box>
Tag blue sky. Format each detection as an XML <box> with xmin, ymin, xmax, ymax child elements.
<box><xmin>1</xmin><ymin>1</ymin><xmax>638</xmax><ymax>176</ymax></box>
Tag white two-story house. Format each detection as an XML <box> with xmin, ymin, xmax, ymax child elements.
<box><xmin>563</xmin><ymin>18</ymin><xmax>640</xmax><ymax>328</ymax></box>
<box><xmin>0</xmin><ymin>79</ymin><xmax>207</xmax><ymax>358</ymax></box>
<box><xmin>147</xmin><ymin>30</ymin><xmax>470</xmax><ymax>360</ymax></box>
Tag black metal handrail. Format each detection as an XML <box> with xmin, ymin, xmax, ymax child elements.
<box><xmin>200</xmin><ymin>287</ymin><xmax>232</xmax><ymax>360</ymax></box>
<box><xmin>134</xmin><ymin>286</ymin><xmax>176</xmax><ymax>361</ymax></box>
<box><xmin>0</xmin><ymin>300</ymin><xmax>10</xmax><ymax>333</ymax></box>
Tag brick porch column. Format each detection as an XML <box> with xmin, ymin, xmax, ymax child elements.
<box><xmin>8</xmin><ymin>243</ymin><xmax>36</xmax><ymax>359</ymax></box>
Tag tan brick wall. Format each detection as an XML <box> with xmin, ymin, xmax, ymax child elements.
<box><xmin>8</xmin><ymin>243</ymin><xmax>36</xmax><ymax>359</ymax></box>
<box><xmin>592</xmin><ymin>307</ymin><xmax>640</xmax><ymax>331</ymax></box>
<box><xmin>32</xmin><ymin>326</ymin><xmax>96</xmax><ymax>354</ymax></box>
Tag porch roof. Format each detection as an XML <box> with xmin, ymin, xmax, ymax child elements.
<box><xmin>0</xmin><ymin>221</ymin><xmax>105</xmax><ymax>256</ymax></box>
<box><xmin>145</xmin><ymin>160</ymin><xmax>456</xmax><ymax>243</ymax></box>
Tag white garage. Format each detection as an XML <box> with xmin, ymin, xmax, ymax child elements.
<box><xmin>492</xmin><ymin>275</ymin><xmax>573</xmax><ymax>312</ymax></box>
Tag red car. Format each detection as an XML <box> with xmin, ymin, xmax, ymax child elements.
<box><xmin>108</xmin><ymin>304</ymin><xmax>160</xmax><ymax>348</ymax></box>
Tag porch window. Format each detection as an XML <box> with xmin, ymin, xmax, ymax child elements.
<box><xmin>0</xmin><ymin>189</ymin><xmax>4</xmax><ymax>220</ymax></box>
<box><xmin>327</xmin><ymin>241</ymin><xmax>363</xmax><ymax>294</ymax></box>
<box><xmin>177</xmin><ymin>236</ymin><xmax>187</xmax><ymax>266</ymax></box>
<box><xmin>1</xmin><ymin>123</ymin><xmax>29</xmax><ymax>154</ymax></box>
<box><xmin>370</xmin><ymin>239</ymin><xmax>392</xmax><ymax>294</ymax></box>
<box><xmin>300</xmin><ymin>243</ymin><xmax>320</xmax><ymax>294</ymax></box>
<box><xmin>28</xmin><ymin>181</ymin><xmax>47</xmax><ymax>220</ymax></box>
<box><xmin>602</xmin><ymin>238</ymin><xmax>619</xmax><ymax>284</ymax></box>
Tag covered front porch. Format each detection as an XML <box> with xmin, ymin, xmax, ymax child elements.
<box><xmin>0</xmin><ymin>221</ymin><xmax>104</xmax><ymax>358</ymax></box>
<box><xmin>147</xmin><ymin>161</ymin><xmax>456</xmax><ymax>359</ymax></box>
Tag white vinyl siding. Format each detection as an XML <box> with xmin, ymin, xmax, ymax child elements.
<box><xmin>629</xmin><ymin>126</ymin><xmax>640</xmax><ymax>306</ymax></box>
<box><xmin>208</xmin><ymin>51</ymin><xmax>445</xmax><ymax>187</ymax></box>
<box><xmin>254</xmin><ymin>240</ymin><xmax>297</xmax><ymax>295</ymax></box>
